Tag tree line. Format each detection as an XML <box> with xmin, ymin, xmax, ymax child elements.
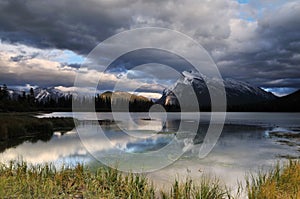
<box><xmin>0</xmin><ymin>84</ymin><xmax>153</xmax><ymax>112</ymax></box>
<box><xmin>2</xmin><ymin>84</ymin><xmax>297</xmax><ymax>112</ymax></box>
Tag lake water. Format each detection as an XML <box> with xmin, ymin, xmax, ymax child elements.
<box><xmin>1</xmin><ymin>112</ymin><xmax>300</xmax><ymax>192</ymax></box>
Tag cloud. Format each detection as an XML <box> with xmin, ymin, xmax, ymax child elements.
<box><xmin>0</xmin><ymin>47</ymin><xmax>166</xmax><ymax>93</ymax></box>
<box><xmin>216</xmin><ymin>1</ymin><xmax>300</xmax><ymax>89</ymax></box>
<box><xmin>0</xmin><ymin>0</ymin><xmax>299</xmax><ymax>91</ymax></box>
<box><xmin>0</xmin><ymin>40</ymin><xmax>84</xmax><ymax>66</ymax></box>
<box><xmin>0</xmin><ymin>51</ymin><xmax>77</xmax><ymax>87</ymax></box>
<box><xmin>0</xmin><ymin>0</ymin><xmax>236</xmax><ymax>54</ymax></box>
<box><xmin>0</xmin><ymin>0</ymin><xmax>134</xmax><ymax>54</ymax></box>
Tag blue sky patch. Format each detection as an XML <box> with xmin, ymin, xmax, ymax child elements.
<box><xmin>238</xmin><ymin>0</ymin><xmax>249</xmax><ymax>4</ymax></box>
<box><xmin>54</xmin><ymin>50</ymin><xmax>85</xmax><ymax>65</ymax></box>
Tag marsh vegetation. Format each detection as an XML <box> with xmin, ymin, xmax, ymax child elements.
<box><xmin>0</xmin><ymin>113</ymin><xmax>75</xmax><ymax>152</ymax></box>
<box><xmin>0</xmin><ymin>160</ymin><xmax>299</xmax><ymax>198</ymax></box>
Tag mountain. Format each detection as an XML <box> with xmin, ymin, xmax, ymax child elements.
<box><xmin>97</xmin><ymin>91</ymin><xmax>153</xmax><ymax>112</ymax></box>
<box><xmin>279</xmin><ymin>89</ymin><xmax>300</xmax><ymax>103</ymax></box>
<box><xmin>7</xmin><ymin>87</ymin><xmax>75</xmax><ymax>102</ymax></box>
<box><xmin>8</xmin><ymin>89</ymin><xmax>24</xmax><ymax>100</ymax></box>
<box><xmin>158</xmin><ymin>71</ymin><xmax>277</xmax><ymax>109</ymax></box>
<box><xmin>258</xmin><ymin>89</ymin><xmax>300</xmax><ymax>112</ymax></box>
<box><xmin>99</xmin><ymin>91</ymin><xmax>150</xmax><ymax>103</ymax></box>
<box><xmin>8</xmin><ymin>86</ymin><xmax>152</xmax><ymax>104</ymax></box>
<box><xmin>34</xmin><ymin>87</ymin><xmax>74</xmax><ymax>102</ymax></box>
<box><xmin>279</xmin><ymin>90</ymin><xmax>300</xmax><ymax>111</ymax></box>
<box><xmin>2</xmin><ymin>82</ymin><xmax>299</xmax><ymax>112</ymax></box>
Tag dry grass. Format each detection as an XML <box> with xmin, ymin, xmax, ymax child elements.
<box><xmin>1</xmin><ymin>160</ymin><xmax>299</xmax><ymax>198</ymax></box>
<box><xmin>0</xmin><ymin>161</ymin><xmax>231</xmax><ymax>199</ymax></box>
<box><xmin>162</xmin><ymin>177</ymin><xmax>232</xmax><ymax>199</ymax></box>
<box><xmin>0</xmin><ymin>161</ymin><xmax>155</xmax><ymax>198</ymax></box>
<box><xmin>246</xmin><ymin>160</ymin><xmax>300</xmax><ymax>199</ymax></box>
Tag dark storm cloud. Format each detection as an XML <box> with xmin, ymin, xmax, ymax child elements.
<box><xmin>0</xmin><ymin>0</ymin><xmax>299</xmax><ymax>91</ymax></box>
<box><xmin>0</xmin><ymin>0</ymin><xmax>135</xmax><ymax>54</ymax></box>
<box><xmin>0</xmin><ymin>0</ymin><xmax>235</xmax><ymax>54</ymax></box>
<box><xmin>217</xmin><ymin>1</ymin><xmax>300</xmax><ymax>89</ymax></box>
<box><xmin>0</xmin><ymin>71</ymin><xmax>74</xmax><ymax>87</ymax></box>
<box><xmin>107</xmin><ymin>49</ymin><xmax>194</xmax><ymax>74</ymax></box>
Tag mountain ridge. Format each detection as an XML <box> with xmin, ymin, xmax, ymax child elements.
<box><xmin>158</xmin><ymin>71</ymin><xmax>277</xmax><ymax>109</ymax></box>
<box><xmin>2</xmin><ymin>76</ymin><xmax>299</xmax><ymax>112</ymax></box>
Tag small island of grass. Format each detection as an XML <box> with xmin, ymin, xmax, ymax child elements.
<box><xmin>0</xmin><ymin>113</ymin><xmax>75</xmax><ymax>152</ymax></box>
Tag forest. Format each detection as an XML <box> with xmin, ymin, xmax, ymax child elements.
<box><xmin>0</xmin><ymin>84</ymin><xmax>153</xmax><ymax>112</ymax></box>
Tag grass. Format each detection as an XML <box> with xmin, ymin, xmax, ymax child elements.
<box><xmin>0</xmin><ymin>160</ymin><xmax>300</xmax><ymax>198</ymax></box>
<box><xmin>0</xmin><ymin>113</ymin><xmax>75</xmax><ymax>141</ymax></box>
<box><xmin>0</xmin><ymin>161</ymin><xmax>154</xmax><ymax>198</ymax></box>
<box><xmin>0</xmin><ymin>161</ymin><xmax>231</xmax><ymax>199</ymax></box>
<box><xmin>246</xmin><ymin>160</ymin><xmax>300</xmax><ymax>199</ymax></box>
<box><xmin>1</xmin><ymin>113</ymin><xmax>299</xmax><ymax>198</ymax></box>
<box><xmin>0</xmin><ymin>113</ymin><xmax>76</xmax><ymax>153</ymax></box>
<box><xmin>163</xmin><ymin>177</ymin><xmax>232</xmax><ymax>199</ymax></box>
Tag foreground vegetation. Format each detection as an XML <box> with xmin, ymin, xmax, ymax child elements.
<box><xmin>0</xmin><ymin>160</ymin><xmax>299</xmax><ymax>198</ymax></box>
<box><xmin>0</xmin><ymin>161</ymin><xmax>231</xmax><ymax>199</ymax></box>
<box><xmin>247</xmin><ymin>160</ymin><xmax>300</xmax><ymax>199</ymax></box>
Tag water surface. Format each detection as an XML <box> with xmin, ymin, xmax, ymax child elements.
<box><xmin>1</xmin><ymin>112</ymin><xmax>299</xmax><ymax>191</ymax></box>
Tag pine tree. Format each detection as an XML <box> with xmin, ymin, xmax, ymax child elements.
<box><xmin>0</xmin><ymin>84</ymin><xmax>9</xmax><ymax>100</ymax></box>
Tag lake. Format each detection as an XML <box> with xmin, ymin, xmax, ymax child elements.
<box><xmin>1</xmin><ymin>112</ymin><xmax>300</xmax><ymax>192</ymax></box>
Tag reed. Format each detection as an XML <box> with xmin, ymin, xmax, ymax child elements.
<box><xmin>246</xmin><ymin>160</ymin><xmax>300</xmax><ymax>199</ymax></box>
<box><xmin>0</xmin><ymin>161</ymin><xmax>231</xmax><ymax>199</ymax></box>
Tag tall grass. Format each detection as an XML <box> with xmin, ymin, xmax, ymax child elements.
<box><xmin>0</xmin><ymin>161</ymin><xmax>155</xmax><ymax>198</ymax></box>
<box><xmin>246</xmin><ymin>160</ymin><xmax>300</xmax><ymax>199</ymax></box>
<box><xmin>0</xmin><ymin>161</ymin><xmax>230</xmax><ymax>199</ymax></box>
<box><xmin>163</xmin><ymin>177</ymin><xmax>232</xmax><ymax>199</ymax></box>
<box><xmin>1</xmin><ymin>160</ymin><xmax>299</xmax><ymax>198</ymax></box>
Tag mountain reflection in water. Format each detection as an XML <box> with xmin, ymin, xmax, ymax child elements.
<box><xmin>0</xmin><ymin>112</ymin><xmax>300</xmax><ymax>189</ymax></box>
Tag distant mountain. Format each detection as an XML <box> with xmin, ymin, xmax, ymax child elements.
<box><xmin>158</xmin><ymin>71</ymin><xmax>277</xmax><ymax>109</ymax></box>
<box><xmin>97</xmin><ymin>91</ymin><xmax>152</xmax><ymax>112</ymax></box>
<box><xmin>279</xmin><ymin>89</ymin><xmax>300</xmax><ymax>103</ymax></box>
<box><xmin>2</xmin><ymin>81</ymin><xmax>299</xmax><ymax>112</ymax></box>
<box><xmin>8</xmin><ymin>89</ymin><xmax>24</xmax><ymax>100</ymax></box>
<box><xmin>7</xmin><ymin>87</ymin><xmax>73</xmax><ymax>102</ymax></box>
<box><xmin>258</xmin><ymin>90</ymin><xmax>300</xmax><ymax>112</ymax></box>
<box><xmin>8</xmin><ymin>86</ymin><xmax>152</xmax><ymax>104</ymax></box>
<box><xmin>99</xmin><ymin>91</ymin><xmax>150</xmax><ymax>103</ymax></box>
<box><xmin>34</xmin><ymin>87</ymin><xmax>74</xmax><ymax>102</ymax></box>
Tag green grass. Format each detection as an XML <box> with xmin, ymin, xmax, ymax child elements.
<box><xmin>246</xmin><ymin>160</ymin><xmax>300</xmax><ymax>199</ymax></box>
<box><xmin>0</xmin><ymin>113</ymin><xmax>75</xmax><ymax>141</ymax></box>
<box><xmin>0</xmin><ymin>161</ymin><xmax>231</xmax><ymax>199</ymax></box>
<box><xmin>0</xmin><ymin>113</ymin><xmax>76</xmax><ymax>153</ymax></box>
<box><xmin>163</xmin><ymin>177</ymin><xmax>232</xmax><ymax>199</ymax></box>
<box><xmin>1</xmin><ymin>160</ymin><xmax>300</xmax><ymax>198</ymax></box>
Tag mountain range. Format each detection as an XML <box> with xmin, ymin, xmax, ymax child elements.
<box><xmin>249</xmin><ymin>89</ymin><xmax>300</xmax><ymax>112</ymax></box>
<box><xmin>157</xmin><ymin>71</ymin><xmax>278</xmax><ymax>109</ymax></box>
<box><xmin>4</xmin><ymin>72</ymin><xmax>300</xmax><ymax>112</ymax></box>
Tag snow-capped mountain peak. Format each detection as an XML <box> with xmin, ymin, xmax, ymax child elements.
<box><xmin>34</xmin><ymin>87</ymin><xmax>74</xmax><ymax>102</ymax></box>
<box><xmin>159</xmin><ymin>71</ymin><xmax>277</xmax><ymax>107</ymax></box>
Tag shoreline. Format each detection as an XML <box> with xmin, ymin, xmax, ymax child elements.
<box><xmin>0</xmin><ymin>160</ymin><xmax>299</xmax><ymax>198</ymax></box>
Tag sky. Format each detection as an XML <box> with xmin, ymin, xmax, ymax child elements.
<box><xmin>0</xmin><ymin>0</ymin><xmax>299</xmax><ymax>97</ymax></box>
